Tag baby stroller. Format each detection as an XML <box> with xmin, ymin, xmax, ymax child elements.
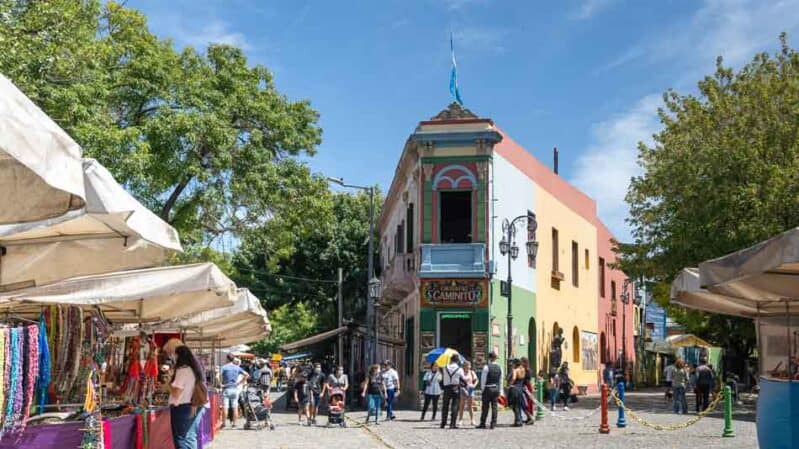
<box><xmin>326</xmin><ymin>388</ymin><xmax>347</xmax><ymax>428</ymax></box>
<box><xmin>239</xmin><ymin>385</ymin><xmax>275</xmax><ymax>430</ymax></box>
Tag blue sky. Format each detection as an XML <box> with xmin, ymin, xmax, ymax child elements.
<box><xmin>127</xmin><ymin>0</ymin><xmax>799</xmax><ymax>240</ymax></box>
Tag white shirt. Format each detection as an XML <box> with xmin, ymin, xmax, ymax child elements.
<box><xmin>664</xmin><ymin>364</ymin><xmax>676</xmax><ymax>382</ymax></box>
<box><xmin>170</xmin><ymin>367</ymin><xmax>196</xmax><ymax>406</ymax></box>
<box><xmin>479</xmin><ymin>362</ymin><xmax>503</xmax><ymax>390</ymax></box>
<box><xmin>382</xmin><ymin>368</ymin><xmax>400</xmax><ymax>390</ymax></box>
<box><xmin>442</xmin><ymin>363</ymin><xmax>463</xmax><ymax>387</ymax></box>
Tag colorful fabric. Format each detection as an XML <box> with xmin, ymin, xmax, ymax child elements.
<box><xmin>102</xmin><ymin>419</ymin><xmax>112</xmax><ymax>449</ymax></box>
<box><xmin>18</xmin><ymin>324</ymin><xmax>39</xmax><ymax>434</ymax></box>
<box><xmin>37</xmin><ymin>317</ymin><xmax>51</xmax><ymax>414</ymax></box>
<box><xmin>0</xmin><ymin>420</ymin><xmax>84</xmax><ymax>449</ymax></box>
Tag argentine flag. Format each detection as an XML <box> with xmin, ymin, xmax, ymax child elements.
<box><xmin>449</xmin><ymin>33</ymin><xmax>463</xmax><ymax>105</ymax></box>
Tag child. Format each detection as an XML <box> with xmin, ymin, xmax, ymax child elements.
<box><xmin>329</xmin><ymin>395</ymin><xmax>343</xmax><ymax>413</ymax></box>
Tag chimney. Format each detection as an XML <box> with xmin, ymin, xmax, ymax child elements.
<box><xmin>553</xmin><ymin>147</ymin><xmax>559</xmax><ymax>175</ymax></box>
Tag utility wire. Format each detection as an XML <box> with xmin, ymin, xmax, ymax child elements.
<box><xmin>234</xmin><ymin>266</ymin><xmax>343</xmax><ymax>284</ymax></box>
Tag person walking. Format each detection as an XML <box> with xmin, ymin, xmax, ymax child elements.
<box><xmin>220</xmin><ymin>353</ymin><xmax>249</xmax><ymax>428</ymax></box>
<box><xmin>672</xmin><ymin>359</ymin><xmax>688</xmax><ymax>414</ymax></box>
<box><xmin>695</xmin><ymin>358</ymin><xmax>716</xmax><ymax>412</ymax></box>
<box><xmin>558</xmin><ymin>362</ymin><xmax>572</xmax><ymax>411</ymax></box>
<box><xmin>440</xmin><ymin>354</ymin><xmax>463</xmax><ymax>429</ymax></box>
<box><xmin>457</xmin><ymin>360</ymin><xmax>478</xmax><ymax>427</ymax></box>
<box><xmin>258</xmin><ymin>360</ymin><xmax>273</xmax><ymax>395</ymax></box>
<box><xmin>325</xmin><ymin>365</ymin><xmax>349</xmax><ymax>392</ymax></box>
<box><xmin>663</xmin><ymin>360</ymin><xmax>676</xmax><ymax>402</ymax></box>
<box><xmin>381</xmin><ymin>361</ymin><xmax>400</xmax><ymax>421</ymax></box>
<box><xmin>520</xmin><ymin>357</ymin><xmax>534</xmax><ymax>424</ymax></box>
<box><xmin>169</xmin><ymin>345</ymin><xmax>206</xmax><ymax>449</ymax></box>
<box><xmin>361</xmin><ymin>364</ymin><xmax>386</xmax><ymax>425</ymax></box>
<box><xmin>420</xmin><ymin>363</ymin><xmax>442</xmax><ymax>421</ymax></box>
<box><xmin>308</xmin><ymin>363</ymin><xmax>325</xmax><ymax>425</ymax></box>
<box><xmin>477</xmin><ymin>352</ymin><xmax>502</xmax><ymax>429</ymax></box>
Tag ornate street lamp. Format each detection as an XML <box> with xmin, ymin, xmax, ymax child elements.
<box><xmin>499</xmin><ymin>212</ymin><xmax>539</xmax><ymax>370</ymax></box>
<box><xmin>368</xmin><ymin>276</ymin><xmax>382</xmax><ymax>364</ymax></box>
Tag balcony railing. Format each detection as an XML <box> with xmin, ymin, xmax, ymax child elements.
<box><xmin>419</xmin><ymin>243</ymin><xmax>487</xmax><ymax>278</ymax></box>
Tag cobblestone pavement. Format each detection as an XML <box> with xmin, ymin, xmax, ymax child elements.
<box><xmin>210</xmin><ymin>391</ymin><xmax>758</xmax><ymax>449</ymax></box>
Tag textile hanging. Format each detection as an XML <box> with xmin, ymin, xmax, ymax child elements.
<box><xmin>102</xmin><ymin>420</ymin><xmax>112</xmax><ymax>449</ymax></box>
<box><xmin>36</xmin><ymin>317</ymin><xmax>50</xmax><ymax>414</ymax></box>
<box><xmin>2</xmin><ymin>328</ymin><xmax>19</xmax><ymax>436</ymax></box>
<box><xmin>18</xmin><ymin>325</ymin><xmax>38</xmax><ymax>435</ymax></box>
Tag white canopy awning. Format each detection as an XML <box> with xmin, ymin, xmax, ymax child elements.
<box><xmin>0</xmin><ymin>158</ymin><xmax>182</xmax><ymax>288</ymax></box>
<box><xmin>0</xmin><ymin>263</ymin><xmax>236</xmax><ymax>322</ymax></box>
<box><xmin>134</xmin><ymin>288</ymin><xmax>270</xmax><ymax>345</ymax></box>
<box><xmin>699</xmin><ymin>227</ymin><xmax>799</xmax><ymax>315</ymax></box>
<box><xmin>670</xmin><ymin>268</ymin><xmax>761</xmax><ymax>318</ymax></box>
<box><xmin>0</xmin><ymin>74</ymin><xmax>85</xmax><ymax>224</ymax></box>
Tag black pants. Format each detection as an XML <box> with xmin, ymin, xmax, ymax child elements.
<box><xmin>440</xmin><ymin>386</ymin><xmax>460</xmax><ymax>428</ymax></box>
<box><xmin>421</xmin><ymin>394</ymin><xmax>440</xmax><ymax>420</ymax></box>
<box><xmin>479</xmin><ymin>387</ymin><xmax>499</xmax><ymax>427</ymax></box>
<box><xmin>696</xmin><ymin>385</ymin><xmax>711</xmax><ymax>412</ymax></box>
<box><xmin>560</xmin><ymin>384</ymin><xmax>571</xmax><ymax>407</ymax></box>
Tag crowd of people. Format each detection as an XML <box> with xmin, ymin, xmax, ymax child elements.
<box><xmin>662</xmin><ymin>357</ymin><xmax>719</xmax><ymax>414</ymax></box>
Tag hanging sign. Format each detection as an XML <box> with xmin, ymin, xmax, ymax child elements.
<box><xmin>421</xmin><ymin>279</ymin><xmax>488</xmax><ymax>307</ymax></box>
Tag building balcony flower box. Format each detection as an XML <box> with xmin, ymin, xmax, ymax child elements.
<box><xmin>419</xmin><ymin>243</ymin><xmax>486</xmax><ymax>278</ymax></box>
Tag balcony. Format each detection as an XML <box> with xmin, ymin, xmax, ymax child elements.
<box><xmin>419</xmin><ymin>243</ymin><xmax>487</xmax><ymax>278</ymax></box>
<box><xmin>381</xmin><ymin>253</ymin><xmax>416</xmax><ymax>302</ymax></box>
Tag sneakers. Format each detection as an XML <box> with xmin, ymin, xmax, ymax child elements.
<box><xmin>476</xmin><ymin>424</ymin><xmax>486</xmax><ymax>429</ymax></box>
<box><xmin>563</xmin><ymin>406</ymin><xmax>569</xmax><ymax>411</ymax></box>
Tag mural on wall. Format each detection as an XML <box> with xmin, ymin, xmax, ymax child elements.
<box><xmin>581</xmin><ymin>331</ymin><xmax>599</xmax><ymax>371</ymax></box>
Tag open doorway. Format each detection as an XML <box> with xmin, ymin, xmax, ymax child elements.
<box><xmin>439</xmin><ymin>191</ymin><xmax>472</xmax><ymax>243</ymax></box>
<box><xmin>439</xmin><ymin>313</ymin><xmax>472</xmax><ymax>361</ymax></box>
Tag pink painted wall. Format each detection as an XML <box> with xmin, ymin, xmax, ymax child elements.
<box><xmin>597</xmin><ymin>221</ymin><xmax>635</xmax><ymax>370</ymax></box>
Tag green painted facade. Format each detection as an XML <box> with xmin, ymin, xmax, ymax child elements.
<box><xmin>489</xmin><ymin>279</ymin><xmax>537</xmax><ymax>373</ymax></box>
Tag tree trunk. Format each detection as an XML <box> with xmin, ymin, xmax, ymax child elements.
<box><xmin>160</xmin><ymin>175</ymin><xmax>192</xmax><ymax>223</ymax></box>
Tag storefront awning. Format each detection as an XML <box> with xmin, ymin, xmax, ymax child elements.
<box><xmin>0</xmin><ymin>74</ymin><xmax>85</xmax><ymax>225</ymax></box>
<box><xmin>280</xmin><ymin>326</ymin><xmax>348</xmax><ymax>351</ymax></box>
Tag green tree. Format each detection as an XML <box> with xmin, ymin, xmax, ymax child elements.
<box><xmin>254</xmin><ymin>302</ymin><xmax>319</xmax><ymax>355</ymax></box>
<box><xmin>0</xmin><ymin>0</ymin><xmax>324</xmax><ymax>247</ymax></box>
<box><xmin>619</xmin><ymin>34</ymin><xmax>799</xmax><ymax>375</ymax></box>
<box><xmin>234</xmin><ymin>190</ymin><xmax>382</xmax><ymax>334</ymax></box>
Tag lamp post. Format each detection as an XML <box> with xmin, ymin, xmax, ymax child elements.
<box><xmin>498</xmin><ymin>212</ymin><xmax>539</xmax><ymax>371</ymax></box>
<box><xmin>328</xmin><ymin>177</ymin><xmax>378</xmax><ymax>367</ymax></box>
<box><xmin>619</xmin><ymin>278</ymin><xmax>641</xmax><ymax>384</ymax></box>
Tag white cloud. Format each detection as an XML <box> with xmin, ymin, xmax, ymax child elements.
<box><xmin>570</xmin><ymin>94</ymin><xmax>662</xmax><ymax>241</ymax></box>
<box><xmin>600</xmin><ymin>0</ymin><xmax>799</xmax><ymax>76</ymax></box>
<box><xmin>173</xmin><ymin>20</ymin><xmax>251</xmax><ymax>51</ymax></box>
<box><xmin>572</xmin><ymin>0</ymin><xmax>619</xmax><ymax>20</ymax></box>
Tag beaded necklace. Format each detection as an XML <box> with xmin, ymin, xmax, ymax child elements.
<box><xmin>2</xmin><ymin>328</ymin><xmax>19</xmax><ymax>436</ymax></box>
<box><xmin>20</xmin><ymin>324</ymin><xmax>39</xmax><ymax>433</ymax></box>
<box><xmin>0</xmin><ymin>329</ymin><xmax>6</xmax><ymax>430</ymax></box>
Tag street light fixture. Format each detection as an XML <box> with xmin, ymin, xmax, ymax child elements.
<box><xmin>327</xmin><ymin>176</ymin><xmax>378</xmax><ymax>367</ymax></box>
<box><xmin>498</xmin><ymin>213</ymin><xmax>539</xmax><ymax>370</ymax></box>
<box><xmin>620</xmin><ymin>278</ymin><xmax>634</xmax><ymax>385</ymax></box>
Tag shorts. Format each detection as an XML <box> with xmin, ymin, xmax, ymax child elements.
<box><xmin>312</xmin><ymin>391</ymin><xmax>321</xmax><ymax>406</ymax></box>
<box><xmin>222</xmin><ymin>387</ymin><xmax>239</xmax><ymax>410</ymax></box>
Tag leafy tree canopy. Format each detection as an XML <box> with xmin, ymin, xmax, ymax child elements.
<box><xmin>618</xmin><ymin>34</ymin><xmax>799</xmax><ymax>369</ymax></box>
<box><xmin>0</xmin><ymin>0</ymin><xmax>324</xmax><ymax>247</ymax></box>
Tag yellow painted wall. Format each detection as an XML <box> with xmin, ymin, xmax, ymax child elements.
<box><xmin>534</xmin><ymin>185</ymin><xmax>599</xmax><ymax>389</ymax></box>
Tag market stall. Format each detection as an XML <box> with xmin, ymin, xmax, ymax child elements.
<box><xmin>0</xmin><ymin>74</ymin><xmax>85</xmax><ymax>225</ymax></box>
<box><xmin>671</xmin><ymin>227</ymin><xmax>799</xmax><ymax>449</ymax></box>
<box><xmin>0</xmin><ymin>158</ymin><xmax>182</xmax><ymax>288</ymax></box>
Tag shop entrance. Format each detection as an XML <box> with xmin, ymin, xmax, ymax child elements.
<box><xmin>438</xmin><ymin>313</ymin><xmax>472</xmax><ymax>361</ymax></box>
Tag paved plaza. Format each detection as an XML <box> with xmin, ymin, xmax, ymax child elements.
<box><xmin>210</xmin><ymin>391</ymin><xmax>758</xmax><ymax>449</ymax></box>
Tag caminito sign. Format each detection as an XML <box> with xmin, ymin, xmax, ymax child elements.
<box><xmin>421</xmin><ymin>279</ymin><xmax>488</xmax><ymax>307</ymax></box>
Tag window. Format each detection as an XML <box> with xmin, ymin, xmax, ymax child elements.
<box><xmin>599</xmin><ymin>257</ymin><xmax>606</xmax><ymax>298</ymax></box>
<box><xmin>406</xmin><ymin>203</ymin><xmax>414</xmax><ymax>253</ymax></box>
<box><xmin>572</xmin><ymin>326</ymin><xmax>580</xmax><ymax>363</ymax></box>
<box><xmin>552</xmin><ymin>228</ymin><xmax>559</xmax><ymax>271</ymax></box>
<box><xmin>611</xmin><ymin>280</ymin><xmax>617</xmax><ymax>300</ymax></box>
<box><xmin>395</xmin><ymin>222</ymin><xmax>405</xmax><ymax>255</ymax></box>
<box><xmin>571</xmin><ymin>241</ymin><xmax>579</xmax><ymax>287</ymax></box>
<box><xmin>584</xmin><ymin>249</ymin><xmax>590</xmax><ymax>270</ymax></box>
<box><xmin>439</xmin><ymin>191</ymin><xmax>472</xmax><ymax>243</ymax></box>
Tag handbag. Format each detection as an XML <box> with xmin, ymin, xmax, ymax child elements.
<box><xmin>191</xmin><ymin>381</ymin><xmax>209</xmax><ymax>407</ymax></box>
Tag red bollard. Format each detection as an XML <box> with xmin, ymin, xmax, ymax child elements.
<box><xmin>599</xmin><ymin>383</ymin><xmax>610</xmax><ymax>434</ymax></box>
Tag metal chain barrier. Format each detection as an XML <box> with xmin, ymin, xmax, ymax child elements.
<box><xmin>529</xmin><ymin>394</ymin><xmax>605</xmax><ymax>421</ymax></box>
<box><xmin>609</xmin><ymin>389</ymin><xmax>724</xmax><ymax>431</ymax></box>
